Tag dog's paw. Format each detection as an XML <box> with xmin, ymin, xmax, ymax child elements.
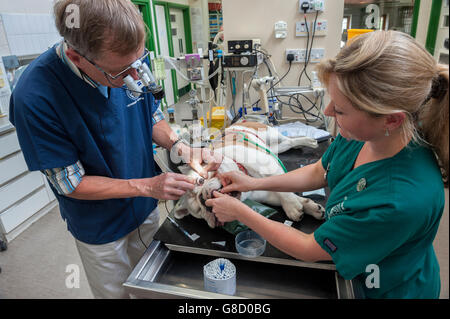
<box><xmin>299</xmin><ymin>197</ymin><xmax>325</xmax><ymax>220</ymax></box>
<box><xmin>281</xmin><ymin>196</ymin><xmax>305</xmax><ymax>222</ymax></box>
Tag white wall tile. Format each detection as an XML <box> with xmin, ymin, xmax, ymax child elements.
<box><xmin>1</xmin><ymin>13</ymin><xmax>61</xmax><ymax>57</ymax></box>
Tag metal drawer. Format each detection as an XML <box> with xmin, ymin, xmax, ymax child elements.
<box><xmin>124</xmin><ymin>240</ymin><xmax>357</xmax><ymax>299</ymax></box>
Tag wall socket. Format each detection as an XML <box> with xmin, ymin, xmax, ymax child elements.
<box><xmin>296</xmin><ymin>20</ymin><xmax>327</xmax><ymax>37</ymax></box>
<box><xmin>313</xmin><ymin>20</ymin><xmax>328</xmax><ymax>36</ymax></box>
<box><xmin>309</xmin><ymin>48</ymin><xmax>325</xmax><ymax>62</ymax></box>
<box><xmin>299</xmin><ymin>0</ymin><xmax>325</xmax><ymax>13</ymax></box>
<box><xmin>286</xmin><ymin>48</ymin><xmax>325</xmax><ymax>63</ymax></box>
<box><xmin>286</xmin><ymin>49</ymin><xmax>307</xmax><ymax>63</ymax></box>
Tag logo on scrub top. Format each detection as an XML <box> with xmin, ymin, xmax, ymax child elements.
<box><xmin>327</xmin><ymin>197</ymin><xmax>347</xmax><ymax>219</ymax></box>
<box><xmin>125</xmin><ymin>86</ymin><xmax>144</xmax><ymax>107</ymax></box>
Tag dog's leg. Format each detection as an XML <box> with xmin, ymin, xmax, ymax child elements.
<box><xmin>250</xmin><ymin>191</ymin><xmax>305</xmax><ymax>221</ymax></box>
<box><xmin>275</xmin><ymin>136</ymin><xmax>318</xmax><ymax>154</ymax></box>
<box><xmin>262</xmin><ymin>127</ymin><xmax>318</xmax><ymax>154</ymax></box>
<box><xmin>290</xmin><ymin>136</ymin><xmax>318</xmax><ymax>149</ymax></box>
<box><xmin>278</xmin><ymin>192</ymin><xmax>305</xmax><ymax>221</ymax></box>
<box><xmin>248</xmin><ymin>191</ymin><xmax>281</xmax><ymax>206</ymax></box>
<box><xmin>278</xmin><ymin>193</ymin><xmax>325</xmax><ymax>221</ymax></box>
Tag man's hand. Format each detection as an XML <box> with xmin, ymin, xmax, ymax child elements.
<box><xmin>133</xmin><ymin>173</ymin><xmax>195</xmax><ymax>200</ymax></box>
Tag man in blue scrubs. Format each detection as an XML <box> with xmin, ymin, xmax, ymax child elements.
<box><xmin>9</xmin><ymin>0</ymin><xmax>219</xmax><ymax>298</ymax></box>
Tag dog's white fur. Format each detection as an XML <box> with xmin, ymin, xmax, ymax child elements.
<box><xmin>174</xmin><ymin>122</ymin><xmax>325</xmax><ymax>228</ymax></box>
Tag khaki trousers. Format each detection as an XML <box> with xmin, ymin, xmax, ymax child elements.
<box><xmin>75</xmin><ymin>208</ymin><xmax>160</xmax><ymax>299</ymax></box>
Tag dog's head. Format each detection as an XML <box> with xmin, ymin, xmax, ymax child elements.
<box><xmin>174</xmin><ymin>159</ymin><xmax>242</xmax><ymax>228</ymax></box>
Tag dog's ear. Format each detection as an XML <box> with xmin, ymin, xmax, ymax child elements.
<box><xmin>173</xmin><ymin>195</ymin><xmax>190</xmax><ymax>219</ymax></box>
<box><xmin>177</xmin><ymin>164</ymin><xmax>194</xmax><ymax>175</ymax></box>
<box><xmin>174</xmin><ymin>208</ymin><xmax>190</xmax><ymax>219</ymax></box>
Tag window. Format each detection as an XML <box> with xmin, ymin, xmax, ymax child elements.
<box><xmin>342</xmin><ymin>15</ymin><xmax>351</xmax><ymax>31</ymax></box>
<box><xmin>343</xmin><ymin>0</ymin><xmax>415</xmax><ymax>32</ymax></box>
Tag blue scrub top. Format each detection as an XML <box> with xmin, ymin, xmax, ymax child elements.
<box><xmin>10</xmin><ymin>45</ymin><xmax>160</xmax><ymax>244</ymax></box>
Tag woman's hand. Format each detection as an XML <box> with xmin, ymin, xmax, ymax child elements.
<box><xmin>191</xmin><ymin>148</ymin><xmax>223</xmax><ymax>178</ymax></box>
<box><xmin>205</xmin><ymin>191</ymin><xmax>246</xmax><ymax>223</ymax></box>
<box><xmin>217</xmin><ymin>171</ymin><xmax>257</xmax><ymax>193</ymax></box>
<box><xmin>176</xmin><ymin>143</ymin><xmax>223</xmax><ymax>178</ymax></box>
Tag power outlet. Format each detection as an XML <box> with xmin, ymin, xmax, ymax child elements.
<box><xmin>296</xmin><ymin>21</ymin><xmax>308</xmax><ymax>36</ymax></box>
<box><xmin>308</xmin><ymin>48</ymin><xmax>325</xmax><ymax>62</ymax></box>
<box><xmin>286</xmin><ymin>48</ymin><xmax>325</xmax><ymax>63</ymax></box>
<box><xmin>299</xmin><ymin>0</ymin><xmax>325</xmax><ymax>13</ymax></box>
<box><xmin>286</xmin><ymin>49</ymin><xmax>307</xmax><ymax>63</ymax></box>
<box><xmin>296</xmin><ymin>20</ymin><xmax>327</xmax><ymax>37</ymax></box>
<box><xmin>313</xmin><ymin>20</ymin><xmax>327</xmax><ymax>36</ymax></box>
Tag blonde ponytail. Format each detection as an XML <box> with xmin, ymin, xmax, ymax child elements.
<box><xmin>419</xmin><ymin>67</ymin><xmax>449</xmax><ymax>185</ymax></box>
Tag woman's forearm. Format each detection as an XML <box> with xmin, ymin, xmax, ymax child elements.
<box><xmin>238</xmin><ymin>205</ymin><xmax>331</xmax><ymax>262</ymax></box>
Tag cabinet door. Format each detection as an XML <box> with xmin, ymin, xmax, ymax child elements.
<box><xmin>0</xmin><ymin>171</ymin><xmax>44</xmax><ymax>212</ymax></box>
<box><xmin>0</xmin><ymin>130</ymin><xmax>20</xmax><ymax>159</ymax></box>
<box><xmin>0</xmin><ymin>187</ymin><xmax>49</xmax><ymax>233</ymax></box>
<box><xmin>0</xmin><ymin>152</ymin><xmax>28</xmax><ymax>185</ymax></box>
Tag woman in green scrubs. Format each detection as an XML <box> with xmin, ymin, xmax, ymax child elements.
<box><xmin>205</xmin><ymin>30</ymin><xmax>448</xmax><ymax>298</ymax></box>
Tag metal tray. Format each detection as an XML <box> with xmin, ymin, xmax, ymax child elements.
<box><xmin>124</xmin><ymin>240</ymin><xmax>357</xmax><ymax>299</ymax></box>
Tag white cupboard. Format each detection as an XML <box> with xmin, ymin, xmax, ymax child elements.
<box><xmin>0</xmin><ymin>126</ymin><xmax>57</xmax><ymax>243</ymax></box>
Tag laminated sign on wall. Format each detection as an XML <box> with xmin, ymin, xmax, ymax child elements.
<box><xmin>1</xmin><ymin>13</ymin><xmax>61</xmax><ymax>57</ymax></box>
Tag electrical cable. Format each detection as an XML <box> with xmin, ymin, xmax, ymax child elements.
<box><xmin>248</xmin><ymin>60</ymin><xmax>292</xmax><ymax>111</ymax></box>
<box><xmin>131</xmin><ymin>205</ymin><xmax>149</xmax><ymax>250</ymax></box>
<box><xmin>256</xmin><ymin>48</ymin><xmax>283</xmax><ymax>85</ymax></box>
<box><xmin>164</xmin><ymin>200</ymin><xmax>172</xmax><ymax>221</ymax></box>
<box><xmin>306</xmin><ymin>11</ymin><xmax>320</xmax><ymax>82</ymax></box>
<box><xmin>163</xmin><ymin>56</ymin><xmax>220</xmax><ymax>85</ymax></box>
<box><xmin>266</xmin><ymin>60</ymin><xmax>292</xmax><ymax>96</ymax></box>
<box><xmin>274</xmin><ymin>93</ymin><xmax>323</xmax><ymax>124</ymax></box>
<box><xmin>229</xmin><ymin>71</ymin><xmax>237</xmax><ymax>119</ymax></box>
<box><xmin>298</xmin><ymin>11</ymin><xmax>319</xmax><ymax>86</ymax></box>
<box><xmin>298</xmin><ymin>14</ymin><xmax>310</xmax><ymax>86</ymax></box>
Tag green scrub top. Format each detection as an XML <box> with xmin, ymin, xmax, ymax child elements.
<box><xmin>314</xmin><ymin>134</ymin><xmax>444</xmax><ymax>299</ymax></box>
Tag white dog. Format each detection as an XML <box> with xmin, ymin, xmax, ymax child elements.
<box><xmin>174</xmin><ymin>121</ymin><xmax>325</xmax><ymax>228</ymax></box>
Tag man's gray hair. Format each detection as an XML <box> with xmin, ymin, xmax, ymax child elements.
<box><xmin>54</xmin><ymin>0</ymin><xmax>146</xmax><ymax>60</ymax></box>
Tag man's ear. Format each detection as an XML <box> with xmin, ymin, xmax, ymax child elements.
<box><xmin>65</xmin><ymin>48</ymin><xmax>83</xmax><ymax>68</ymax></box>
<box><xmin>385</xmin><ymin>112</ymin><xmax>406</xmax><ymax>131</ymax></box>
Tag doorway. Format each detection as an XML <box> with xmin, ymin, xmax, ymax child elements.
<box><xmin>153</xmin><ymin>1</ymin><xmax>193</xmax><ymax>105</ymax></box>
<box><xmin>169</xmin><ymin>7</ymin><xmax>190</xmax><ymax>97</ymax></box>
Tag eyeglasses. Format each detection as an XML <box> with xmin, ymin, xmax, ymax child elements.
<box><xmin>70</xmin><ymin>43</ymin><xmax>150</xmax><ymax>80</ymax></box>
<box><xmin>89</xmin><ymin>48</ymin><xmax>150</xmax><ymax>80</ymax></box>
